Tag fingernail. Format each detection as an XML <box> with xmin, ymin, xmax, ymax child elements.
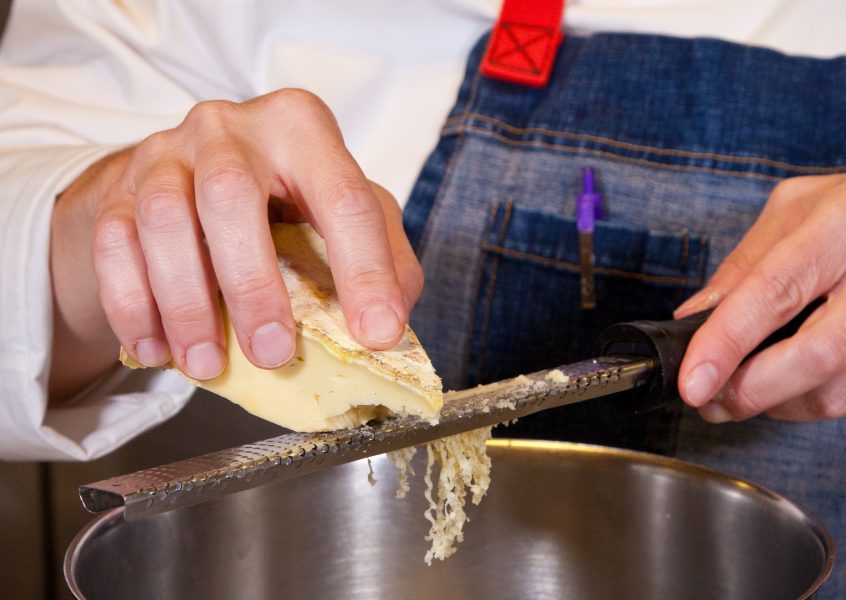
<box><xmin>699</xmin><ymin>402</ymin><xmax>733</xmax><ymax>424</ymax></box>
<box><xmin>683</xmin><ymin>362</ymin><xmax>720</xmax><ymax>407</ymax></box>
<box><xmin>250</xmin><ymin>321</ymin><xmax>295</xmax><ymax>368</ymax></box>
<box><xmin>360</xmin><ymin>304</ymin><xmax>402</xmax><ymax>344</ymax></box>
<box><xmin>135</xmin><ymin>337</ymin><xmax>170</xmax><ymax>367</ymax></box>
<box><xmin>185</xmin><ymin>341</ymin><xmax>226</xmax><ymax>380</ymax></box>
<box><xmin>675</xmin><ymin>287</ymin><xmax>720</xmax><ymax>317</ymax></box>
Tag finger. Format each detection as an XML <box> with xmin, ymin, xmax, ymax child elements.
<box><xmin>256</xmin><ymin>90</ymin><xmax>407</xmax><ymax>349</ymax></box>
<box><xmin>701</xmin><ymin>282</ymin><xmax>845</xmax><ymax>421</ymax></box>
<box><xmin>190</xmin><ymin>106</ymin><xmax>296</xmax><ymax>370</ymax></box>
<box><xmin>764</xmin><ymin>370</ymin><xmax>846</xmax><ymax>421</ymax></box>
<box><xmin>700</xmin><ymin>368</ymin><xmax>846</xmax><ymax>423</ymax></box>
<box><xmin>370</xmin><ymin>181</ymin><xmax>424</xmax><ymax>312</ymax></box>
<box><xmin>699</xmin><ymin>296</ymin><xmax>842</xmax><ymax>420</ymax></box>
<box><xmin>91</xmin><ymin>184</ymin><xmax>170</xmax><ymax>367</ymax></box>
<box><xmin>675</xmin><ymin>176</ymin><xmax>841</xmax><ymax>318</ymax></box>
<box><xmin>132</xmin><ymin>136</ymin><xmax>226</xmax><ymax>380</ymax></box>
<box><xmin>679</xmin><ymin>202</ymin><xmax>846</xmax><ymax>408</ymax></box>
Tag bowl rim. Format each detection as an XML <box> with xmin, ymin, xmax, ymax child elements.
<box><xmin>64</xmin><ymin>439</ymin><xmax>836</xmax><ymax>600</ymax></box>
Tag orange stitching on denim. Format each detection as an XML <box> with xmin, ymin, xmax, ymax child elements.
<box><xmin>484</xmin><ymin>199</ymin><xmax>500</xmax><ymax>231</ymax></box>
<box><xmin>495</xmin><ymin>199</ymin><xmax>513</xmax><ymax>242</ymax></box>
<box><xmin>481</xmin><ymin>241</ymin><xmax>704</xmax><ymax>286</ymax></box>
<box><xmin>444</xmin><ymin>113</ymin><xmax>846</xmax><ymax>174</ymax></box>
<box><xmin>441</xmin><ymin>124</ymin><xmax>789</xmax><ymax>182</ymax></box>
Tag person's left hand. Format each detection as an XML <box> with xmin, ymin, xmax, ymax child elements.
<box><xmin>675</xmin><ymin>173</ymin><xmax>846</xmax><ymax>422</ymax></box>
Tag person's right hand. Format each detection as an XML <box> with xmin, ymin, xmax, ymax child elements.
<box><xmin>49</xmin><ymin>89</ymin><xmax>423</xmax><ymax>401</ymax></box>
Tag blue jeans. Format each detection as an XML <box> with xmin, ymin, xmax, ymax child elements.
<box><xmin>405</xmin><ymin>32</ymin><xmax>846</xmax><ymax>597</ymax></box>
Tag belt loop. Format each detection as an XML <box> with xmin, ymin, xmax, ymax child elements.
<box><xmin>480</xmin><ymin>0</ymin><xmax>566</xmax><ymax>87</ymax></box>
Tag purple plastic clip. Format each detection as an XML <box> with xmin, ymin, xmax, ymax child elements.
<box><xmin>576</xmin><ymin>167</ymin><xmax>601</xmax><ymax>310</ymax></box>
<box><xmin>576</xmin><ymin>167</ymin><xmax>603</xmax><ymax>231</ymax></box>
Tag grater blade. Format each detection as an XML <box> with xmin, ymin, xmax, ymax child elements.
<box><xmin>79</xmin><ymin>355</ymin><xmax>652</xmax><ymax>520</ymax></box>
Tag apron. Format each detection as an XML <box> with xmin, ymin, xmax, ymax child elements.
<box><xmin>405</xmin><ymin>32</ymin><xmax>846</xmax><ymax>597</ymax></box>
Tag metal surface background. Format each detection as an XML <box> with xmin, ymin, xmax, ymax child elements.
<box><xmin>66</xmin><ymin>440</ymin><xmax>833</xmax><ymax>600</ymax></box>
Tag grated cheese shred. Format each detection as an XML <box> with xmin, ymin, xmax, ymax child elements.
<box><xmin>387</xmin><ymin>445</ymin><xmax>418</xmax><ymax>499</ymax></box>
<box><xmin>387</xmin><ymin>426</ymin><xmax>493</xmax><ymax>565</ymax></box>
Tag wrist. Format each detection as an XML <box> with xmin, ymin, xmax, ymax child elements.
<box><xmin>48</xmin><ymin>148</ymin><xmax>132</xmax><ymax>403</ymax></box>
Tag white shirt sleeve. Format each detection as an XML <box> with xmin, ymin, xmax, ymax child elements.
<box><xmin>0</xmin><ymin>143</ymin><xmax>196</xmax><ymax>461</ymax></box>
<box><xmin>0</xmin><ymin>0</ymin><xmax>197</xmax><ymax>461</ymax></box>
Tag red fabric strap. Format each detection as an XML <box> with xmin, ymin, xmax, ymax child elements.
<box><xmin>481</xmin><ymin>0</ymin><xmax>566</xmax><ymax>87</ymax></box>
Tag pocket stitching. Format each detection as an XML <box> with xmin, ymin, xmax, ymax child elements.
<box><xmin>480</xmin><ymin>241</ymin><xmax>705</xmax><ymax>287</ymax></box>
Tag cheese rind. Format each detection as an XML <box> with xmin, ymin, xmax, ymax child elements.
<box><xmin>120</xmin><ymin>223</ymin><xmax>443</xmax><ymax>431</ymax></box>
<box><xmin>273</xmin><ymin>223</ymin><xmax>442</xmax><ymax>413</ymax></box>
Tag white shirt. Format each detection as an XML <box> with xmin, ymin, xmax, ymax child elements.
<box><xmin>2</xmin><ymin>0</ymin><xmax>844</xmax><ymax>461</ymax></box>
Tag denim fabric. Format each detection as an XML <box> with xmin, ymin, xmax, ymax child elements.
<box><xmin>405</xmin><ymin>33</ymin><xmax>846</xmax><ymax>597</ymax></box>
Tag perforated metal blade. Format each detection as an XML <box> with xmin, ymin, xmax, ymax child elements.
<box><xmin>79</xmin><ymin>356</ymin><xmax>652</xmax><ymax>520</ymax></box>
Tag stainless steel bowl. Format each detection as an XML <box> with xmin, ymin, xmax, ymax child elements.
<box><xmin>65</xmin><ymin>440</ymin><xmax>833</xmax><ymax>599</ymax></box>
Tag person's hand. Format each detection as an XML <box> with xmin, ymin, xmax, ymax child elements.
<box><xmin>49</xmin><ymin>89</ymin><xmax>423</xmax><ymax>401</ymax></box>
<box><xmin>674</xmin><ymin>174</ymin><xmax>846</xmax><ymax>422</ymax></box>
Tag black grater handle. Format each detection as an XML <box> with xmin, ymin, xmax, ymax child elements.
<box><xmin>594</xmin><ymin>298</ymin><xmax>824</xmax><ymax>413</ymax></box>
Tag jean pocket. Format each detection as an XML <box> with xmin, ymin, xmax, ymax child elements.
<box><xmin>469</xmin><ymin>200</ymin><xmax>710</xmax><ymax>453</ymax></box>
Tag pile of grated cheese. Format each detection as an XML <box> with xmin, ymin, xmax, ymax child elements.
<box><xmin>387</xmin><ymin>426</ymin><xmax>493</xmax><ymax>565</ymax></box>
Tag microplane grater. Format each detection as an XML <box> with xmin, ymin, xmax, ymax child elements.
<box><xmin>79</xmin><ymin>356</ymin><xmax>652</xmax><ymax>520</ymax></box>
<box><xmin>79</xmin><ymin>300</ymin><xmax>822</xmax><ymax>521</ymax></box>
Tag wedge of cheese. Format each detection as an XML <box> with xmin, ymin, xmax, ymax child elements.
<box><xmin>120</xmin><ymin>223</ymin><xmax>443</xmax><ymax>431</ymax></box>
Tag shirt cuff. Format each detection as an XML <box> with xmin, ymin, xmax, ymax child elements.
<box><xmin>0</xmin><ymin>144</ymin><xmax>194</xmax><ymax>461</ymax></box>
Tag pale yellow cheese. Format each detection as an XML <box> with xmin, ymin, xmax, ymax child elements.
<box><xmin>544</xmin><ymin>369</ymin><xmax>570</xmax><ymax>384</ymax></box>
<box><xmin>120</xmin><ymin>223</ymin><xmax>443</xmax><ymax>431</ymax></box>
<box><xmin>185</xmin><ymin>315</ymin><xmax>440</xmax><ymax>431</ymax></box>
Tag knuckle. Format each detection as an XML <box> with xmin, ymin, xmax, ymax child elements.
<box><xmin>802</xmin><ymin>331</ymin><xmax>846</xmax><ymax>380</ymax></box>
<box><xmin>714</xmin><ymin>247</ymin><xmax>753</xmax><ymax>282</ymax></box>
<box><xmin>92</xmin><ymin>214</ymin><xmax>136</xmax><ymax>258</ymax></box>
<box><xmin>408</xmin><ymin>260</ymin><xmax>425</xmax><ymax>290</ymax></box>
<box><xmin>227</xmin><ymin>269</ymin><xmax>279</xmax><ymax>301</ymax></box>
<box><xmin>322</xmin><ymin>178</ymin><xmax>379</xmax><ymax>221</ymax></box>
<box><xmin>768</xmin><ymin>178</ymin><xmax>807</xmax><ymax>209</ymax></box>
<box><xmin>714</xmin><ymin>327</ymin><xmax>749</xmax><ymax>366</ymax></box>
<box><xmin>136</xmin><ymin>188</ymin><xmax>188</xmax><ymax>232</ymax></box>
<box><xmin>165</xmin><ymin>299</ymin><xmax>214</xmax><ymax>329</ymax></box>
<box><xmin>810</xmin><ymin>388</ymin><xmax>846</xmax><ymax>420</ymax></box>
<box><xmin>184</xmin><ymin>99</ymin><xmax>238</xmax><ymax>131</ymax></box>
<box><xmin>275</xmin><ymin>88</ymin><xmax>329</xmax><ymax>116</ymax></box>
<box><xmin>402</xmin><ymin>260</ymin><xmax>425</xmax><ymax>301</ymax></box>
<box><xmin>343</xmin><ymin>261</ymin><xmax>395</xmax><ymax>291</ymax></box>
<box><xmin>819</xmin><ymin>191</ymin><xmax>846</xmax><ymax>220</ymax></box>
<box><xmin>263</xmin><ymin>89</ymin><xmax>339</xmax><ymax>135</ymax></box>
<box><xmin>752</xmin><ymin>269</ymin><xmax>807</xmax><ymax>322</ymax></box>
<box><xmin>199</xmin><ymin>163</ymin><xmax>261</xmax><ymax>211</ymax></box>
<box><xmin>102</xmin><ymin>292</ymin><xmax>152</xmax><ymax>326</ymax></box>
<box><xmin>133</xmin><ymin>130</ymin><xmax>175</xmax><ymax>164</ymax></box>
<box><xmin>726</xmin><ymin>247</ymin><xmax>753</xmax><ymax>272</ymax></box>
<box><xmin>731</xmin><ymin>385</ymin><xmax>769</xmax><ymax>419</ymax></box>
